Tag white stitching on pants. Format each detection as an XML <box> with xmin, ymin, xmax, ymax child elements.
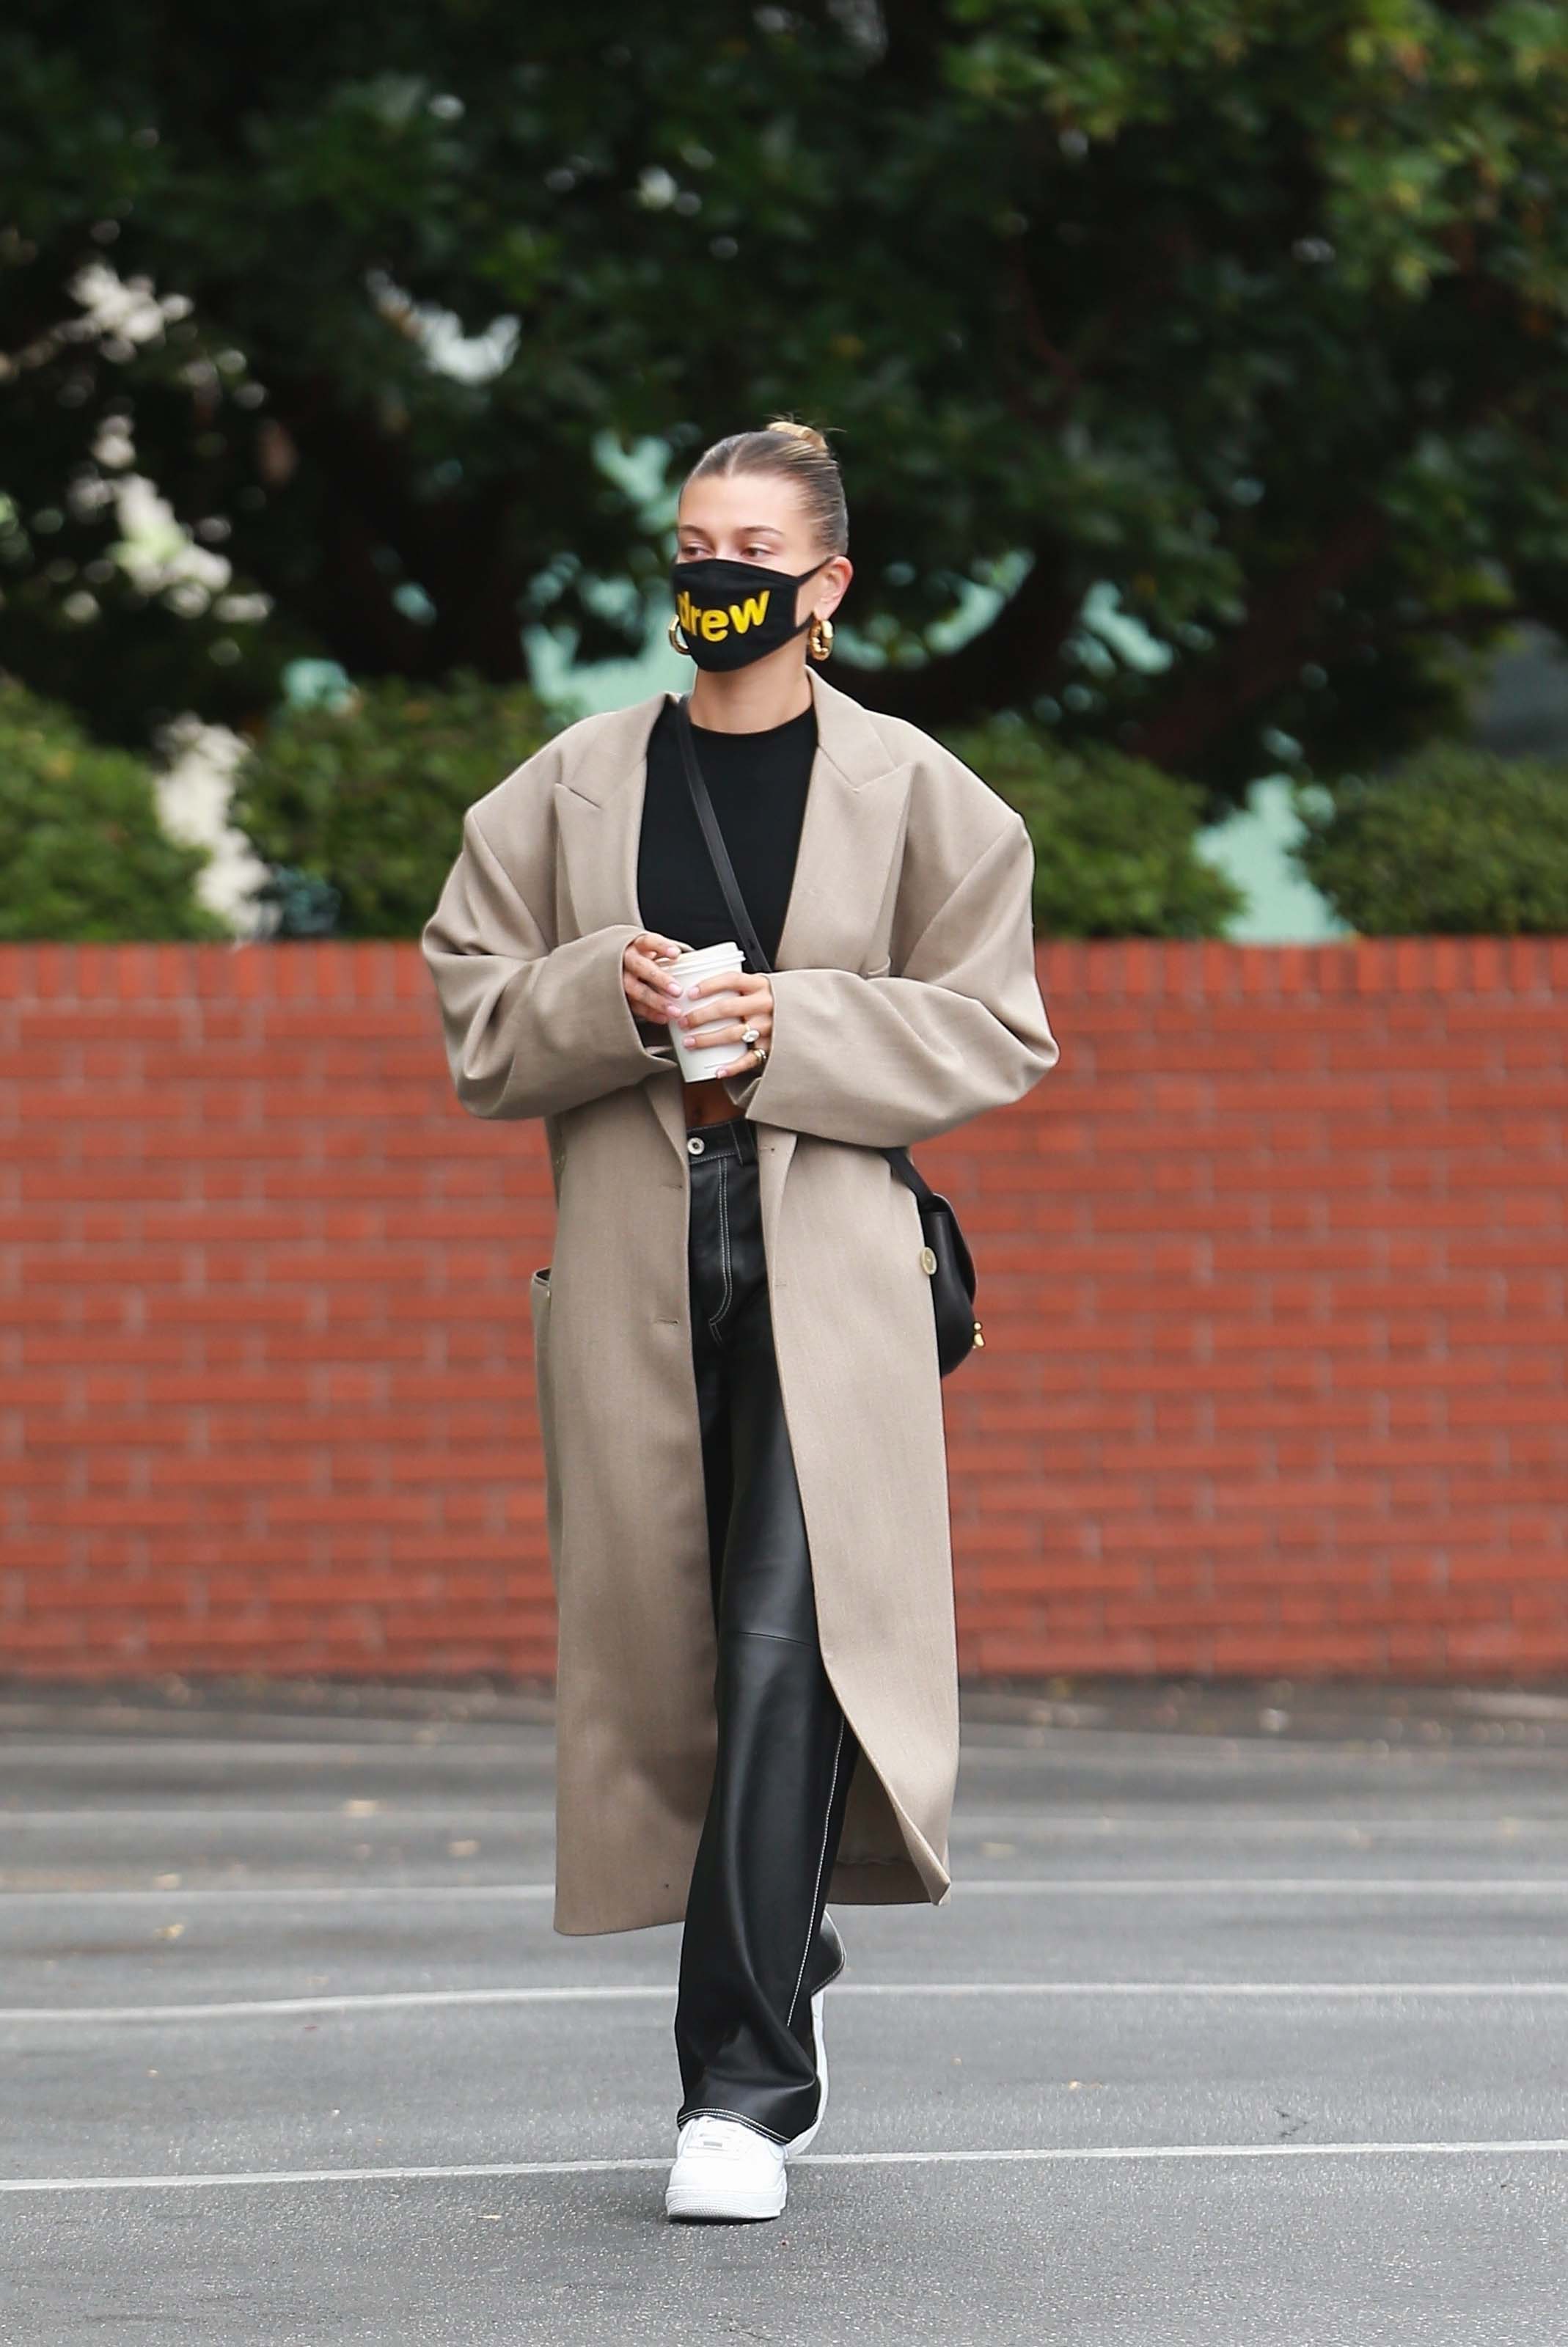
<box><xmin>676</xmin><ymin>2104</ymin><xmax>791</xmax><ymax>2148</ymax></box>
<box><xmin>785</xmin><ymin>1710</ymin><xmax>846</xmax><ymax>2031</ymax></box>
<box><xmin>706</xmin><ymin>1155</ymin><xmax>733</xmax><ymax>1346</ymax></box>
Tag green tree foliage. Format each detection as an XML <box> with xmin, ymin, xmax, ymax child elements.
<box><xmin>942</xmin><ymin>716</ymin><xmax>1243</xmax><ymax>937</ymax></box>
<box><xmin>0</xmin><ymin>675</ymin><xmax>228</xmax><ymax>940</ymax></box>
<box><xmin>227</xmin><ymin>670</ymin><xmax>564</xmax><ymax>937</ymax></box>
<box><xmin>1291</xmin><ymin>745</ymin><xmax>1568</xmax><ymax>933</ymax></box>
<box><xmin>4</xmin><ymin>4</ymin><xmax>1568</xmax><ymax>801</ymax></box>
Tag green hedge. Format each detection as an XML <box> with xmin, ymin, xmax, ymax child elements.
<box><xmin>228</xmin><ymin>670</ymin><xmax>566</xmax><ymax>939</ymax></box>
<box><xmin>0</xmin><ymin>676</ymin><xmax>227</xmax><ymax>942</ymax></box>
<box><xmin>939</xmin><ymin>717</ymin><xmax>1244</xmax><ymax>939</ymax></box>
<box><xmin>1292</xmin><ymin>746</ymin><xmax>1568</xmax><ymax>934</ymax></box>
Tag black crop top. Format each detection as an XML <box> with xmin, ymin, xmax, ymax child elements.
<box><xmin>635</xmin><ymin>692</ymin><xmax>816</xmax><ymax>969</ymax></box>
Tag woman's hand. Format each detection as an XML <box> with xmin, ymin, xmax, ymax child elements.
<box><xmin>622</xmin><ymin>931</ymin><xmax>694</xmax><ymax>1025</ymax></box>
<box><xmin>673</xmin><ymin>967</ymin><xmax>775</xmax><ymax>1078</ymax></box>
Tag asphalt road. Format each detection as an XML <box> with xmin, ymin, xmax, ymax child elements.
<box><xmin>4</xmin><ymin>1676</ymin><xmax>1567</xmax><ymax>2346</ymax></box>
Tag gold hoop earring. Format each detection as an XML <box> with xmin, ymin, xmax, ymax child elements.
<box><xmin>667</xmin><ymin>613</ymin><xmax>692</xmax><ymax>657</ymax></box>
<box><xmin>807</xmin><ymin>614</ymin><xmax>835</xmax><ymax>662</ymax></box>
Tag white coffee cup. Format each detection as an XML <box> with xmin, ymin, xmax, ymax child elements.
<box><xmin>663</xmin><ymin>940</ymin><xmax>747</xmax><ymax>1082</ymax></box>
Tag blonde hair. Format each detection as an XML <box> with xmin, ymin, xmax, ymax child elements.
<box><xmin>681</xmin><ymin>414</ymin><xmax>848</xmax><ymax>557</ymax></box>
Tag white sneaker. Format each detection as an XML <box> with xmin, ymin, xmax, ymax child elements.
<box><xmin>665</xmin><ymin>2114</ymin><xmax>788</xmax><ymax>2222</ymax></box>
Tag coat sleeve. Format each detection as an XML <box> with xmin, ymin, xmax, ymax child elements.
<box><xmin>420</xmin><ymin>798</ymin><xmax>677</xmax><ymax>1121</ymax></box>
<box><xmin>721</xmin><ymin>809</ymin><xmax>1060</xmax><ymax>1146</ymax></box>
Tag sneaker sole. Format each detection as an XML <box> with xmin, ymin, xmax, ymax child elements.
<box><xmin>665</xmin><ymin>2175</ymin><xmax>787</xmax><ymax>2222</ymax></box>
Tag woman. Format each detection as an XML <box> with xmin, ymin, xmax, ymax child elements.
<box><xmin>420</xmin><ymin>418</ymin><xmax>1059</xmax><ymax>2224</ymax></box>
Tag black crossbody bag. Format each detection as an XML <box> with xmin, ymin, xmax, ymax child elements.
<box><xmin>673</xmin><ymin>692</ymin><xmax>983</xmax><ymax>1377</ymax></box>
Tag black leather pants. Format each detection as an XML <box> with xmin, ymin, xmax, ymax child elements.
<box><xmin>673</xmin><ymin>1113</ymin><xmax>859</xmax><ymax>2145</ymax></box>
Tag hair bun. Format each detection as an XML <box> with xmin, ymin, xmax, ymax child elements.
<box><xmin>764</xmin><ymin>417</ymin><xmax>830</xmax><ymax>455</ymax></box>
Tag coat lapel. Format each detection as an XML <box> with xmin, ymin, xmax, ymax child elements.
<box><xmin>554</xmin><ymin>668</ymin><xmax>915</xmax><ymax>1170</ymax></box>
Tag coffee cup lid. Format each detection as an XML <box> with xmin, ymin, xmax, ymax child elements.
<box><xmin>668</xmin><ymin>941</ymin><xmax>744</xmax><ymax>969</ymax></box>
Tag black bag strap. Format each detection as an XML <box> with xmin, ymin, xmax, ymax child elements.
<box><xmin>673</xmin><ymin>692</ymin><xmax>935</xmax><ymax>1210</ymax></box>
<box><xmin>673</xmin><ymin>692</ymin><xmax>774</xmax><ymax>982</ymax></box>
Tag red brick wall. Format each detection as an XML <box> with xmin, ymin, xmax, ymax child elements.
<box><xmin>3</xmin><ymin>939</ymin><xmax>1564</xmax><ymax>1682</ymax></box>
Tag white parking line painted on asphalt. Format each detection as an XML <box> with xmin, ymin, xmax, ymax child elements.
<box><xmin>956</xmin><ymin>1741</ymin><xmax>1561</xmax><ymax>1770</ymax></box>
<box><xmin>0</xmin><ymin>1883</ymin><xmax>557</xmax><ymax>1903</ymax></box>
<box><xmin>6</xmin><ymin>1980</ymin><xmax>1568</xmax><ymax>2024</ymax></box>
<box><xmin>4</xmin><ymin>1875</ymin><xmax>1568</xmax><ymax>1905</ymax></box>
<box><xmin>0</xmin><ymin>1809</ymin><xmax>557</xmax><ymax>1828</ymax></box>
<box><xmin>953</xmin><ymin>1876</ymin><xmax>1568</xmax><ymax>1894</ymax></box>
<box><xmin>6</xmin><ymin>2139</ymin><xmax>1568</xmax><ymax>2194</ymax></box>
<box><xmin>956</xmin><ymin>1815</ymin><xmax>1568</xmax><ymax>1838</ymax></box>
<box><xmin>0</xmin><ymin>1740</ymin><xmax>551</xmax><ymax>1762</ymax></box>
<box><xmin>6</xmin><ymin>1807</ymin><xmax>1564</xmax><ymax>1837</ymax></box>
<box><xmin>2</xmin><ymin>1726</ymin><xmax>1558</xmax><ymax>1768</ymax></box>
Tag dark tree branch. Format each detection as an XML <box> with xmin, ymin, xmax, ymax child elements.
<box><xmin>832</xmin><ymin>543</ymin><xmax>1081</xmax><ymax>727</ymax></box>
<box><xmin>1129</xmin><ymin>505</ymin><xmax>1392</xmax><ymax>770</ymax></box>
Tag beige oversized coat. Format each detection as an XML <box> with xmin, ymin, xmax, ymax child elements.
<box><xmin>420</xmin><ymin>665</ymin><xmax>1059</xmax><ymax>1934</ymax></box>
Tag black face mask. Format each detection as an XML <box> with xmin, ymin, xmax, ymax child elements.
<box><xmin>670</xmin><ymin>554</ymin><xmax>831</xmax><ymax>670</ymax></box>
